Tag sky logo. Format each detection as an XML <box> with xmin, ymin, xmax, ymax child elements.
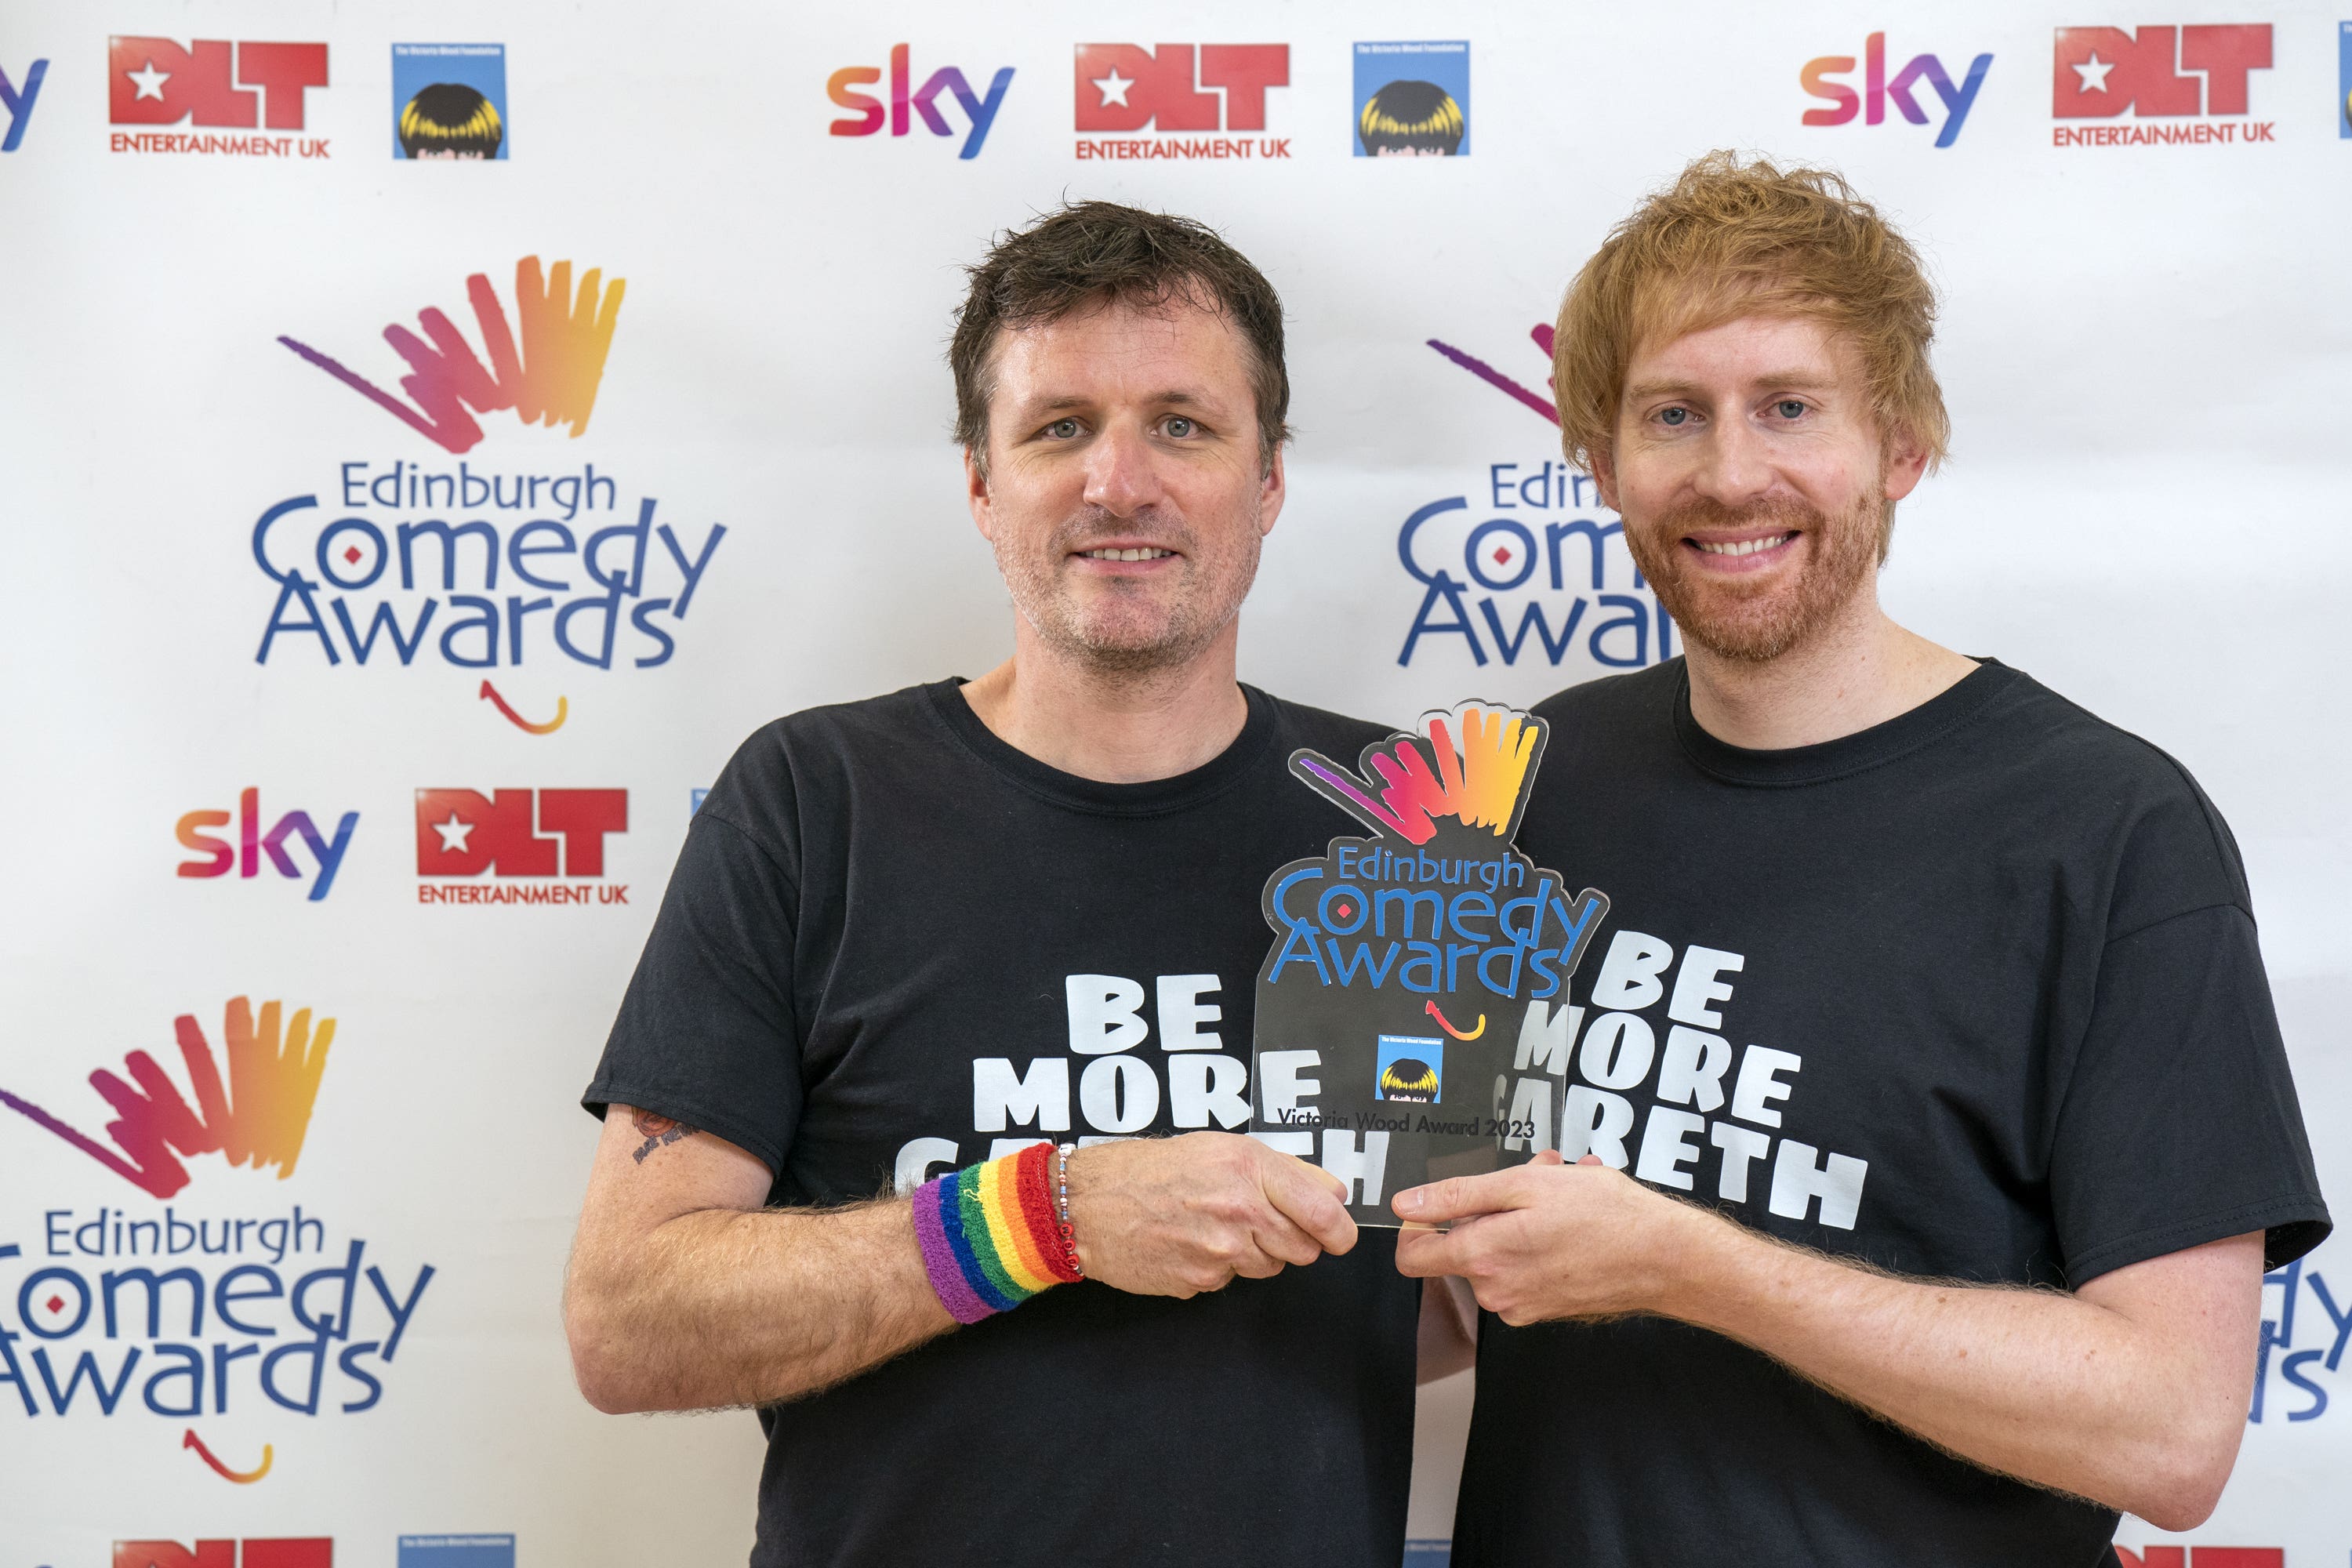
<box><xmin>177</xmin><ymin>789</ymin><xmax>358</xmax><ymax>901</ymax></box>
<box><xmin>1801</xmin><ymin>33</ymin><xmax>1992</xmax><ymax>147</ymax></box>
<box><xmin>280</xmin><ymin>256</ymin><xmax>622</xmax><ymax>456</ymax></box>
<box><xmin>1</xmin><ymin>55</ymin><xmax>45</xmax><ymax>151</ymax></box>
<box><xmin>0</xmin><ymin>997</ymin><xmax>332</xmax><ymax>1200</ymax></box>
<box><xmin>829</xmin><ymin>45</ymin><xmax>1013</xmax><ymax>158</ymax></box>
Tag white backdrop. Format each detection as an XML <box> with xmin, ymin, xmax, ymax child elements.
<box><xmin>2</xmin><ymin>2</ymin><xmax>2347</xmax><ymax>1563</ymax></box>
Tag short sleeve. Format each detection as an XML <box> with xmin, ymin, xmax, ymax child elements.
<box><xmin>582</xmin><ymin>807</ymin><xmax>804</xmax><ymax>1176</ymax></box>
<box><xmin>2049</xmin><ymin>902</ymin><xmax>2330</xmax><ymax>1285</ymax></box>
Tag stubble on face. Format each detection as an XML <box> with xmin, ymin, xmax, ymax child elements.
<box><xmin>1624</xmin><ymin>486</ymin><xmax>1885</xmax><ymax>665</ymax></box>
<box><xmin>989</xmin><ymin>496</ymin><xmax>1264</xmax><ymax>677</ymax></box>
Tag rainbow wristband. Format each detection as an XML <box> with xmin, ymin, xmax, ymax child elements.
<box><xmin>913</xmin><ymin>1142</ymin><xmax>1083</xmax><ymax>1325</ymax></box>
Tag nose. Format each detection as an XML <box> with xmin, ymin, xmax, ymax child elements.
<box><xmin>1688</xmin><ymin>413</ymin><xmax>1777</xmax><ymax>509</ymax></box>
<box><xmin>1081</xmin><ymin>419</ymin><xmax>1166</xmax><ymax>519</ymax></box>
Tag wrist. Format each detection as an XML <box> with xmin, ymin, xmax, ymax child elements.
<box><xmin>1054</xmin><ymin>1142</ymin><xmax>1089</xmax><ymax>1279</ymax></box>
<box><xmin>910</xmin><ymin>1142</ymin><xmax>1081</xmax><ymax>1326</ymax></box>
<box><xmin>1643</xmin><ymin>1196</ymin><xmax>1743</xmax><ymax>1325</ymax></box>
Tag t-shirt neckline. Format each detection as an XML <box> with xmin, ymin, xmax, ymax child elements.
<box><xmin>922</xmin><ymin>676</ymin><xmax>1280</xmax><ymax>816</ymax></box>
<box><xmin>1670</xmin><ymin>656</ymin><xmax>2017</xmax><ymax>787</ymax></box>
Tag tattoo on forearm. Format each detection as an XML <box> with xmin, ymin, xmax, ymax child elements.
<box><xmin>630</xmin><ymin>1109</ymin><xmax>700</xmax><ymax>1163</ymax></box>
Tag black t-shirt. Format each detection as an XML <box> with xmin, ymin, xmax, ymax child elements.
<box><xmin>584</xmin><ymin>679</ymin><xmax>1419</xmax><ymax>1568</ymax></box>
<box><xmin>1454</xmin><ymin>659</ymin><xmax>2328</xmax><ymax>1568</ymax></box>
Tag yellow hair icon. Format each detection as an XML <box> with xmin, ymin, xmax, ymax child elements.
<box><xmin>1380</xmin><ymin>1057</ymin><xmax>1439</xmax><ymax>1102</ymax></box>
<box><xmin>400</xmin><ymin>83</ymin><xmax>503</xmax><ymax>159</ymax></box>
<box><xmin>1359</xmin><ymin>80</ymin><xmax>1465</xmax><ymax>155</ymax></box>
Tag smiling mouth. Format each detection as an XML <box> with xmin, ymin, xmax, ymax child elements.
<box><xmin>1692</xmin><ymin>532</ymin><xmax>1798</xmax><ymax>557</ymax></box>
<box><xmin>1080</xmin><ymin>546</ymin><xmax>1177</xmax><ymax>561</ymax></box>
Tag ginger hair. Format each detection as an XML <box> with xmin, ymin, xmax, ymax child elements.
<box><xmin>1552</xmin><ymin>151</ymin><xmax>1949</xmax><ymax>480</ymax></box>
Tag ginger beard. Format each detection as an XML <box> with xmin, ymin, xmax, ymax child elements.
<box><xmin>990</xmin><ymin>499</ymin><xmax>1264</xmax><ymax>676</ymax></box>
<box><xmin>1623</xmin><ymin>485</ymin><xmax>1887</xmax><ymax>665</ymax></box>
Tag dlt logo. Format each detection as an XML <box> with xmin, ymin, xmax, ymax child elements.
<box><xmin>416</xmin><ymin>788</ymin><xmax>626</xmax><ymax>876</ymax></box>
<box><xmin>2053</xmin><ymin>25</ymin><xmax>2271</xmax><ymax>116</ymax></box>
<box><xmin>1</xmin><ymin>55</ymin><xmax>45</xmax><ymax>151</ymax></box>
<box><xmin>1802</xmin><ymin>33</ymin><xmax>1992</xmax><ymax>147</ymax></box>
<box><xmin>116</xmin><ymin>1544</ymin><xmax>331</xmax><ymax>1568</ymax></box>
<box><xmin>108</xmin><ymin>37</ymin><xmax>328</xmax><ymax>129</ymax></box>
<box><xmin>829</xmin><ymin>45</ymin><xmax>1013</xmax><ymax>158</ymax></box>
<box><xmin>178</xmin><ymin>789</ymin><xmax>358</xmax><ymax>902</ymax></box>
<box><xmin>1075</xmin><ymin>44</ymin><xmax>1288</xmax><ymax>131</ymax></box>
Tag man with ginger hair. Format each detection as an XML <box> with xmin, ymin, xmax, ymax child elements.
<box><xmin>1396</xmin><ymin>152</ymin><xmax>2328</xmax><ymax>1564</ymax></box>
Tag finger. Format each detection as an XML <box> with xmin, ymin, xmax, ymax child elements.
<box><xmin>1530</xmin><ymin>1149</ymin><xmax>1566</xmax><ymax>1167</ymax></box>
<box><xmin>1228</xmin><ymin>1242</ymin><xmax>1289</xmax><ymax>1280</ymax></box>
<box><xmin>1392</xmin><ymin>1229</ymin><xmax>1465</xmax><ymax>1279</ymax></box>
<box><xmin>1298</xmin><ymin>1152</ymin><xmax>1355</xmax><ymax>1203</ymax></box>
<box><xmin>1250</xmin><ymin>1207</ymin><xmax>1327</xmax><ymax>1269</ymax></box>
<box><xmin>1577</xmin><ymin>1154</ymin><xmax>1603</xmax><ymax>1167</ymax></box>
<box><xmin>1260</xmin><ymin>1153</ymin><xmax>1358</xmax><ymax>1255</ymax></box>
<box><xmin>1392</xmin><ymin>1170</ymin><xmax>1519</xmax><ymax>1225</ymax></box>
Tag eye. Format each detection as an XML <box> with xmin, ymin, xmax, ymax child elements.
<box><xmin>1658</xmin><ymin>407</ymin><xmax>1690</xmax><ymax>427</ymax></box>
<box><xmin>1773</xmin><ymin>399</ymin><xmax>1808</xmax><ymax>420</ymax></box>
<box><xmin>1044</xmin><ymin>418</ymin><xmax>1080</xmax><ymax>440</ymax></box>
<box><xmin>1163</xmin><ymin>416</ymin><xmax>1197</xmax><ymax>438</ymax></box>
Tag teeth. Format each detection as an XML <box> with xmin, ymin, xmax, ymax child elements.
<box><xmin>1697</xmin><ymin>534</ymin><xmax>1795</xmax><ymax>557</ymax></box>
<box><xmin>1083</xmin><ymin>547</ymin><xmax>1174</xmax><ymax>561</ymax></box>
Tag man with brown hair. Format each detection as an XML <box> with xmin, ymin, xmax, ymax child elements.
<box><xmin>1398</xmin><ymin>152</ymin><xmax>2328</xmax><ymax>1564</ymax></box>
<box><xmin>563</xmin><ymin>201</ymin><xmax>1422</xmax><ymax>1566</ymax></box>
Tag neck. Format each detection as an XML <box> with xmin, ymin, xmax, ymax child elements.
<box><xmin>1683</xmin><ymin>583</ymin><xmax>1977</xmax><ymax>751</ymax></box>
<box><xmin>960</xmin><ymin>621</ymin><xmax>1250</xmax><ymax>784</ymax></box>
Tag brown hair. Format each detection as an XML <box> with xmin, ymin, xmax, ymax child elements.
<box><xmin>1552</xmin><ymin>151</ymin><xmax>1950</xmax><ymax>482</ymax></box>
<box><xmin>950</xmin><ymin>201</ymin><xmax>1290</xmax><ymax>474</ymax></box>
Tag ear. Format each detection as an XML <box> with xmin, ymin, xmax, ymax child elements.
<box><xmin>1257</xmin><ymin>441</ymin><xmax>1287</xmax><ymax>537</ymax></box>
<box><xmin>1880</xmin><ymin>427</ymin><xmax>1930</xmax><ymax>504</ymax></box>
<box><xmin>1588</xmin><ymin>445</ymin><xmax>1620</xmax><ymax>513</ymax></box>
<box><xmin>964</xmin><ymin>447</ymin><xmax>994</xmax><ymax>542</ymax></box>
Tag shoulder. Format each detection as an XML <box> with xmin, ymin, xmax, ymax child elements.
<box><xmin>1974</xmin><ymin>667</ymin><xmax>2226</xmax><ymax>815</ymax></box>
<box><xmin>1529</xmin><ymin>660</ymin><xmax>1682</xmax><ymax>732</ymax></box>
<box><xmin>699</xmin><ymin>682</ymin><xmax>956</xmax><ymax>865</ymax></box>
<box><xmin>1970</xmin><ymin>667</ymin><xmax>2253</xmax><ymax>925</ymax></box>
<box><xmin>1258</xmin><ymin>690</ymin><xmax>1394</xmax><ymax>763</ymax></box>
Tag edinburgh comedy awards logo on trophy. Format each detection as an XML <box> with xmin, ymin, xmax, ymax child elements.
<box><xmin>1250</xmin><ymin>702</ymin><xmax>1610</xmax><ymax>1224</ymax></box>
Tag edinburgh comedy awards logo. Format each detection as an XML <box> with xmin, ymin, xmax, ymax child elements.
<box><xmin>1409</xmin><ymin>321</ymin><xmax>1671</xmax><ymax>673</ymax></box>
<box><xmin>256</xmin><ymin>256</ymin><xmax>727</xmax><ymax>709</ymax></box>
<box><xmin>0</xmin><ymin>998</ymin><xmax>435</xmax><ymax>1472</ymax></box>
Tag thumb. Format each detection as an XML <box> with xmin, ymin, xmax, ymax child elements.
<box><xmin>1294</xmin><ymin>1153</ymin><xmax>1348</xmax><ymax>1198</ymax></box>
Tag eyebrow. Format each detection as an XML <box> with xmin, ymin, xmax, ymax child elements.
<box><xmin>1019</xmin><ymin>390</ymin><xmax>1210</xmax><ymax>413</ymax></box>
<box><xmin>1624</xmin><ymin>370</ymin><xmax>1841</xmax><ymax>401</ymax></box>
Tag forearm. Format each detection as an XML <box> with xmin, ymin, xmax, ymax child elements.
<box><xmin>1668</xmin><ymin>1217</ymin><xmax>2236</xmax><ymax>1524</ymax></box>
<box><xmin>567</xmin><ymin>1197</ymin><xmax>952</xmax><ymax>1412</ymax></box>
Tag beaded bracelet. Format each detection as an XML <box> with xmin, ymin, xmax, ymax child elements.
<box><xmin>911</xmin><ymin>1141</ymin><xmax>1083</xmax><ymax>1325</ymax></box>
<box><xmin>1054</xmin><ymin>1142</ymin><xmax>1084</xmax><ymax>1280</ymax></box>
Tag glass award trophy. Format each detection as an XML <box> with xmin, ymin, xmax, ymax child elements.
<box><xmin>1249</xmin><ymin>702</ymin><xmax>1610</xmax><ymax>1226</ymax></box>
